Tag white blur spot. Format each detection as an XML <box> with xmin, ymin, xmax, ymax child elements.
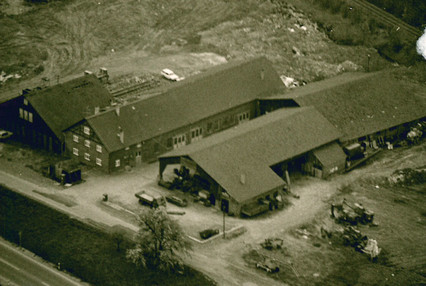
<box><xmin>417</xmin><ymin>28</ymin><xmax>426</xmax><ymax>60</ymax></box>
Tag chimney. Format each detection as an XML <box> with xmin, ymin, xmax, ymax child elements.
<box><xmin>117</xmin><ymin>126</ymin><xmax>124</xmax><ymax>144</ymax></box>
<box><xmin>94</xmin><ymin>106</ymin><xmax>100</xmax><ymax>115</ymax></box>
<box><xmin>260</xmin><ymin>68</ymin><xmax>265</xmax><ymax>80</ymax></box>
<box><xmin>115</xmin><ymin>106</ymin><xmax>120</xmax><ymax>116</ymax></box>
<box><xmin>240</xmin><ymin>174</ymin><xmax>246</xmax><ymax>185</ymax></box>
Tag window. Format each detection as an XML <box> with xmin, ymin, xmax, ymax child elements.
<box><xmin>115</xmin><ymin>159</ymin><xmax>120</xmax><ymax>167</ymax></box>
<box><xmin>96</xmin><ymin>144</ymin><xmax>102</xmax><ymax>153</ymax></box>
<box><xmin>23</xmin><ymin>98</ymin><xmax>28</xmax><ymax>105</ymax></box>
<box><xmin>96</xmin><ymin>158</ymin><xmax>102</xmax><ymax>166</ymax></box>
<box><xmin>84</xmin><ymin>153</ymin><xmax>90</xmax><ymax>161</ymax></box>
<box><xmin>73</xmin><ymin>135</ymin><xmax>79</xmax><ymax>143</ymax></box>
<box><xmin>28</xmin><ymin>112</ymin><xmax>33</xmax><ymax>123</ymax></box>
<box><xmin>172</xmin><ymin>134</ymin><xmax>186</xmax><ymax>149</ymax></box>
<box><xmin>166</xmin><ymin>138</ymin><xmax>173</xmax><ymax>148</ymax></box>
<box><xmin>84</xmin><ymin>139</ymin><xmax>90</xmax><ymax>148</ymax></box>
<box><xmin>24</xmin><ymin>110</ymin><xmax>28</xmax><ymax>121</ymax></box>
<box><xmin>73</xmin><ymin>148</ymin><xmax>79</xmax><ymax>156</ymax></box>
<box><xmin>190</xmin><ymin>127</ymin><xmax>203</xmax><ymax>143</ymax></box>
<box><xmin>83</xmin><ymin>126</ymin><xmax>90</xmax><ymax>135</ymax></box>
<box><xmin>19</xmin><ymin>108</ymin><xmax>23</xmax><ymax>118</ymax></box>
<box><xmin>237</xmin><ymin>111</ymin><xmax>250</xmax><ymax>124</ymax></box>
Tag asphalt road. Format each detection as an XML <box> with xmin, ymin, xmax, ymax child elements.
<box><xmin>0</xmin><ymin>240</ymin><xmax>85</xmax><ymax>286</ymax></box>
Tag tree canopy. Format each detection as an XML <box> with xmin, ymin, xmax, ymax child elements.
<box><xmin>126</xmin><ymin>209</ymin><xmax>191</xmax><ymax>272</ymax></box>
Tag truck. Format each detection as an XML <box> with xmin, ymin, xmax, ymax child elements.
<box><xmin>135</xmin><ymin>189</ymin><xmax>166</xmax><ymax>208</ymax></box>
<box><xmin>241</xmin><ymin>200</ymin><xmax>270</xmax><ymax>217</ymax></box>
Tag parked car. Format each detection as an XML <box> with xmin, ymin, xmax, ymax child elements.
<box><xmin>135</xmin><ymin>189</ymin><xmax>166</xmax><ymax>208</ymax></box>
<box><xmin>199</xmin><ymin>228</ymin><xmax>219</xmax><ymax>240</ymax></box>
<box><xmin>166</xmin><ymin>195</ymin><xmax>188</xmax><ymax>207</ymax></box>
<box><xmin>0</xmin><ymin>129</ymin><xmax>13</xmax><ymax>140</ymax></box>
<box><xmin>256</xmin><ymin>259</ymin><xmax>280</xmax><ymax>273</ymax></box>
<box><xmin>161</xmin><ymin>68</ymin><xmax>183</xmax><ymax>81</ymax></box>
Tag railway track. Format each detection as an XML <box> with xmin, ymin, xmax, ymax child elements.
<box><xmin>110</xmin><ymin>80</ymin><xmax>159</xmax><ymax>98</ymax></box>
<box><xmin>349</xmin><ymin>0</ymin><xmax>422</xmax><ymax>41</ymax></box>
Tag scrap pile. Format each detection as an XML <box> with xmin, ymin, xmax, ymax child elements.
<box><xmin>326</xmin><ymin>199</ymin><xmax>381</xmax><ymax>260</ymax></box>
<box><xmin>388</xmin><ymin>167</ymin><xmax>426</xmax><ymax>186</ymax></box>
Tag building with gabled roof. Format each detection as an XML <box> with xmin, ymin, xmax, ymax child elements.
<box><xmin>261</xmin><ymin>71</ymin><xmax>426</xmax><ymax>144</ymax></box>
<box><xmin>158</xmin><ymin>107</ymin><xmax>346</xmax><ymax>215</ymax></box>
<box><xmin>64</xmin><ymin>57</ymin><xmax>285</xmax><ymax>172</ymax></box>
<box><xmin>0</xmin><ymin>74</ymin><xmax>112</xmax><ymax>153</ymax></box>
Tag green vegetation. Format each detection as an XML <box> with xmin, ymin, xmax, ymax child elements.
<box><xmin>0</xmin><ymin>185</ymin><xmax>214</xmax><ymax>286</ymax></box>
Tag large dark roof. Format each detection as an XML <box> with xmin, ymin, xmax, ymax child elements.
<box><xmin>160</xmin><ymin>107</ymin><xmax>342</xmax><ymax>203</ymax></box>
<box><xmin>86</xmin><ymin>57</ymin><xmax>285</xmax><ymax>152</ymax></box>
<box><xmin>25</xmin><ymin>75</ymin><xmax>112</xmax><ymax>139</ymax></box>
<box><xmin>269</xmin><ymin>71</ymin><xmax>426</xmax><ymax>141</ymax></box>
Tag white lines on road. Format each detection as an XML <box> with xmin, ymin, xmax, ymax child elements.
<box><xmin>0</xmin><ymin>258</ymin><xmax>20</xmax><ymax>271</ymax></box>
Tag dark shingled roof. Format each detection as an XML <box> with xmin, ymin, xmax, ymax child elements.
<box><xmin>269</xmin><ymin>71</ymin><xmax>426</xmax><ymax>141</ymax></box>
<box><xmin>25</xmin><ymin>75</ymin><xmax>112</xmax><ymax>139</ymax></box>
<box><xmin>160</xmin><ymin>107</ymin><xmax>342</xmax><ymax>203</ymax></box>
<box><xmin>86</xmin><ymin>57</ymin><xmax>285</xmax><ymax>152</ymax></box>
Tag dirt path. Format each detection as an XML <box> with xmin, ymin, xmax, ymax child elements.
<box><xmin>0</xmin><ymin>143</ymin><xmax>424</xmax><ymax>285</ymax></box>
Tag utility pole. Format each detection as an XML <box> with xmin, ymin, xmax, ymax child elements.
<box><xmin>222</xmin><ymin>211</ymin><xmax>225</xmax><ymax>239</ymax></box>
<box><xmin>367</xmin><ymin>54</ymin><xmax>371</xmax><ymax>72</ymax></box>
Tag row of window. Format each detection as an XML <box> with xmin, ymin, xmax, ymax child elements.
<box><xmin>73</xmin><ymin>148</ymin><xmax>122</xmax><ymax>168</ymax></box>
<box><xmin>73</xmin><ymin>148</ymin><xmax>103</xmax><ymax>166</ymax></box>
<box><xmin>73</xmin><ymin>135</ymin><xmax>102</xmax><ymax>153</ymax></box>
<box><xmin>19</xmin><ymin>108</ymin><xmax>33</xmax><ymax>123</ymax></box>
<box><xmin>238</xmin><ymin>111</ymin><xmax>250</xmax><ymax>122</ymax></box>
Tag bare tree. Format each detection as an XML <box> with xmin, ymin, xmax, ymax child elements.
<box><xmin>126</xmin><ymin>208</ymin><xmax>191</xmax><ymax>272</ymax></box>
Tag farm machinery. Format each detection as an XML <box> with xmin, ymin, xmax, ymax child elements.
<box><xmin>331</xmin><ymin>200</ymin><xmax>374</xmax><ymax>225</ymax></box>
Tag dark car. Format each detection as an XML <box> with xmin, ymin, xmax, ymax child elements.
<box><xmin>256</xmin><ymin>259</ymin><xmax>280</xmax><ymax>273</ymax></box>
<box><xmin>166</xmin><ymin>195</ymin><xmax>188</xmax><ymax>207</ymax></box>
<box><xmin>199</xmin><ymin>228</ymin><xmax>219</xmax><ymax>240</ymax></box>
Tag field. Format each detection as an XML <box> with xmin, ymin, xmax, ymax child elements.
<box><xmin>0</xmin><ymin>0</ymin><xmax>394</xmax><ymax>99</ymax></box>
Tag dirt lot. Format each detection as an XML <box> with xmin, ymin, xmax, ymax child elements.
<box><xmin>0</xmin><ymin>0</ymin><xmax>391</xmax><ymax>100</ymax></box>
<box><xmin>0</xmin><ymin>139</ymin><xmax>425</xmax><ymax>285</ymax></box>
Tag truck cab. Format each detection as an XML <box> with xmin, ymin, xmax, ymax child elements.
<box><xmin>135</xmin><ymin>189</ymin><xmax>166</xmax><ymax>208</ymax></box>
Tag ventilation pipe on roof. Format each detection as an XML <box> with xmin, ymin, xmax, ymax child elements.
<box><xmin>240</xmin><ymin>174</ymin><xmax>246</xmax><ymax>185</ymax></box>
<box><xmin>84</xmin><ymin>70</ymin><xmax>93</xmax><ymax>75</ymax></box>
<box><xmin>260</xmin><ymin>68</ymin><xmax>265</xmax><ymax>80</ymax></box>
